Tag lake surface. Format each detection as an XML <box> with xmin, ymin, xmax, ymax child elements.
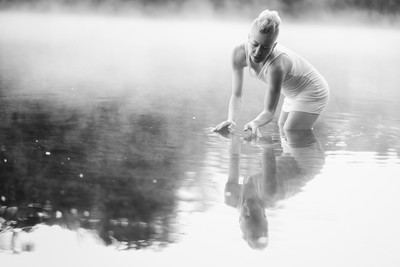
<box><xmin>1</xmin><ymin>12</ymin><xmax>400</xmax><ymax>266</ymax></box>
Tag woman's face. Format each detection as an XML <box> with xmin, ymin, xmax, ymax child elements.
<box><xmin>240</xmin><ymin>198</ymin><xmax>266</xmax><ymax>222</ymax></box>
<box><xmin>248</xmin><ymin>22</ymin><xmax>278</xmax><ymax>64</ymax></box>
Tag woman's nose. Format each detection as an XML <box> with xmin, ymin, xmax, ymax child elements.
<box><xmin>254</xmin><ymin>46</ymin><xmax>262</xmax><ymax>55</ymax></box>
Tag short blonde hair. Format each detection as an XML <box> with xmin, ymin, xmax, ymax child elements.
<box><xmin>256</xmin><ymin>10</ymin><xmax>282</xmax><ymax>35</ymax></box>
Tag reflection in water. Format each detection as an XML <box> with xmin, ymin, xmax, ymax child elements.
<box><xmin>224</xmin><ymin>129</ymin><xmax>325</xmax><ymax>249</ymax></box>
<box><xmin>0</xmin><ymin>97</ymin><xmax>194</xmax><ymax>252</ymax></box>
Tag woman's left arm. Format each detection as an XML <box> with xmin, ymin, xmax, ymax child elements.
<box><xmin>244</xmin><ymin>60</ymin><xmax>286</xmax><ymax>136</ymax></box>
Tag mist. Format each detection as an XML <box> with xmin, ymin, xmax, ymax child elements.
<box><xmin>1</xmin><ymin>0</ymin><xmax>400</xmax><ymax>24</ymax></box>
<box><xmin>2</xmin><ymin>0</ymin><xmax>400</xmax><ymax>265</ymax></box>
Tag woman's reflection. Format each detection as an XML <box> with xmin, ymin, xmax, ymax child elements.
<box><xmin>224</xmin><ymin>129</ymin><xmax>325</xmax><ymax>249</ymax></box>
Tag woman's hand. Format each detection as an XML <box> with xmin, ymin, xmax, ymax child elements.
<box><xmin>244</xmin><ymin>110</ymin><xmax>274</xmax><ymax>137</ymax></box>
<box><xmin>243</xmin><ymin>121</ymin><xmax>261</xmax><ymax>137</ymax></box>
<box><xmin>213</xmin><ymin>121</ymin><xmax>236</xmax><ymax>132</ymax></box>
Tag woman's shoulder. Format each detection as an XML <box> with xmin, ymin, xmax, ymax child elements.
<box><xmin>231</xmin><ymin>43</ymin><xmax>247</xmax><ymax>68</ymax></box>
<box><xmin>268</xmin><ymin>46</ymin><xmax>292</xmax><ymax>76</ymax></box>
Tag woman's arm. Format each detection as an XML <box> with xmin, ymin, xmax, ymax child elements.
<box><xmin>244</xmin><ymin>56</ymin><xmax>288</xmax><ymax>136</ymax></box>
<box><xmin>213</xmin><ymin>44</ymin><xmax>246</xmax><ymax>132</ymax></box>
<box><xmin>227</xmin><ymin>64</ymin><xmax>244</xmax><ymax>124</ymax></box>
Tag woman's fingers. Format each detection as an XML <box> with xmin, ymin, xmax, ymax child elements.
<box><xmin>214</xmin><ymin>121</ymin><xmax>236</xmax><ymax>132</ymax></box>
<box><xmin>213</xmin><ymin>123</ymin><xmax>224</xmax><ymax>132</ymax></box>
<box><xmin>243</xmin><ymin>122</ymin><xmax>255</xmax><ymax>132</ymax></box>
<box><xmin>243</xmin><ymin>123</ymin><xmax>251</xmax><ymax>132</ymax></box>
<box><xmin>244</xmin><ymin>121</ymin><xmax>261</xmax><ymax>137</ymax></box>
<box><xmin>218</xmin><ymin>121</ymin><xmax>230</xmax><ymax>131</ymax></box>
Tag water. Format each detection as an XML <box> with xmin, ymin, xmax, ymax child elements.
<box><xmin>1</xmin><ymin>12</ymin><xmax>400</xmax><ymax>266</ymax></box>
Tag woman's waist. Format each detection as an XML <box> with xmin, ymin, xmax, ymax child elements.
<box><xmin>282</xmin><ymin>74</ymin><xmax>329</xmax><ymax>99</ymax></box>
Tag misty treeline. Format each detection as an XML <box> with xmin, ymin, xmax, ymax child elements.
<box><xmin>0</xmin><ymin>97</ymin><xmax>196</xmax><ymax>248</ymax></box>
<box><xmin>0</xmin><ymin>0</ymin><xmax>399</xmax><ymax>16</ymax></box>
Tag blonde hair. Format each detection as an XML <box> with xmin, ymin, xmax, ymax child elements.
<box><xmin>256</xmin><ymin>10</ymin><xmax>282</xmax><ymax>35</ymax></box>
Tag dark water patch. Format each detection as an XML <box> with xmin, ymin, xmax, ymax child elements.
<box><xmin>0</xmin><ymin>95</ymin><xmax>211</xmax><ymax>250</ymax></box>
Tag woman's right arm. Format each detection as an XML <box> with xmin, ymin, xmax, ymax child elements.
<box><xmin>213</xmin><ymin>44</ymin><xmax>246</xmax><ymax>132</ymax></box>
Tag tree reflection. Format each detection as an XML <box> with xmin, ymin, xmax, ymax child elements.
<box><xmin>0</xmin><ymin>98</ymin><xmax>187</xmax><ymax>251</ymax></box>
<box><xmin>224</xmin><ymin>129</ymin><xmax>325</xmax><ymax>249</ymax></box>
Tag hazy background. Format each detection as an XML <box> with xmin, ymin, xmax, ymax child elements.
<box><xmin>1</xmin><ymin>0</ymin><xmax>400</xmax><ymax>266</ymax></box>
<box><xmin>1</xmin><ymin>0</ymin><xmax>400</xmax><ymax>23</ymax></box>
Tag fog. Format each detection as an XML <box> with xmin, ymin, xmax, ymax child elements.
<box><xmin>1</xmin><ymin>0</ymin><xmax>400</xmax><ymax>25</ymax></box>
<box><xmin>1</xmin><ymin>10</ymin><xmax>399</xmax><ymax>104</ymax></box>
<box><xmin>1</xmin><ymin>2</ymin><xmax>400</xmax><ymax>267</ymax></box>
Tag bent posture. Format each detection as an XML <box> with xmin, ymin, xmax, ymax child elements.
<box><xmin>214</xmin><ymin>10</ymin><xmax>329</xmax><ymax>136</ymax></box>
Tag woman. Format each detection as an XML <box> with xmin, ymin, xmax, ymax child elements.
<box><xmin>213</xmin><ymin>10</ymin><xmax>329</xmax><ymax>136</ymax></box>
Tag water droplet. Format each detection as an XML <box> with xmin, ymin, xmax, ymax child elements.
<box><xmin>192</xmin><ymin>117</ymin><xmax>196</xmax><ymax>119</ymax></box>
<box><xmin>45</xmin><ymin>152</ymin><xmax>51</xmax><ymax>155</ymax></box>
<box><xmin>71</xmin><ymin>208</ymin><xmax>77</xmax><ymax>215</ymax></box>
<box><xmin>4</xmin><ymin>159</ymin><xmax>7</xmax><ymax>163</ymax></box>
<box><xmin>1</xmin><ymin>196</ymin><xmax>6</xmax><ymax>201</ymax></box>
<box><xmin>79</xmin><ymin>173</ymin><xmax>84</xmax><ymax>178</ymax></box>
<box><xmin>84</xmin><ymin>211</ymin><xmax>90</xmax><ymax>217</ymax></box>
<box><xmin>55</xmin><ymin>211</ymin><xmax>62</xmax><ymax>218</ymax></box>
<box><xmin>153</xmin><ymin>179</ymin><xmax>157</xmax><ymax>183</ymax></box>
